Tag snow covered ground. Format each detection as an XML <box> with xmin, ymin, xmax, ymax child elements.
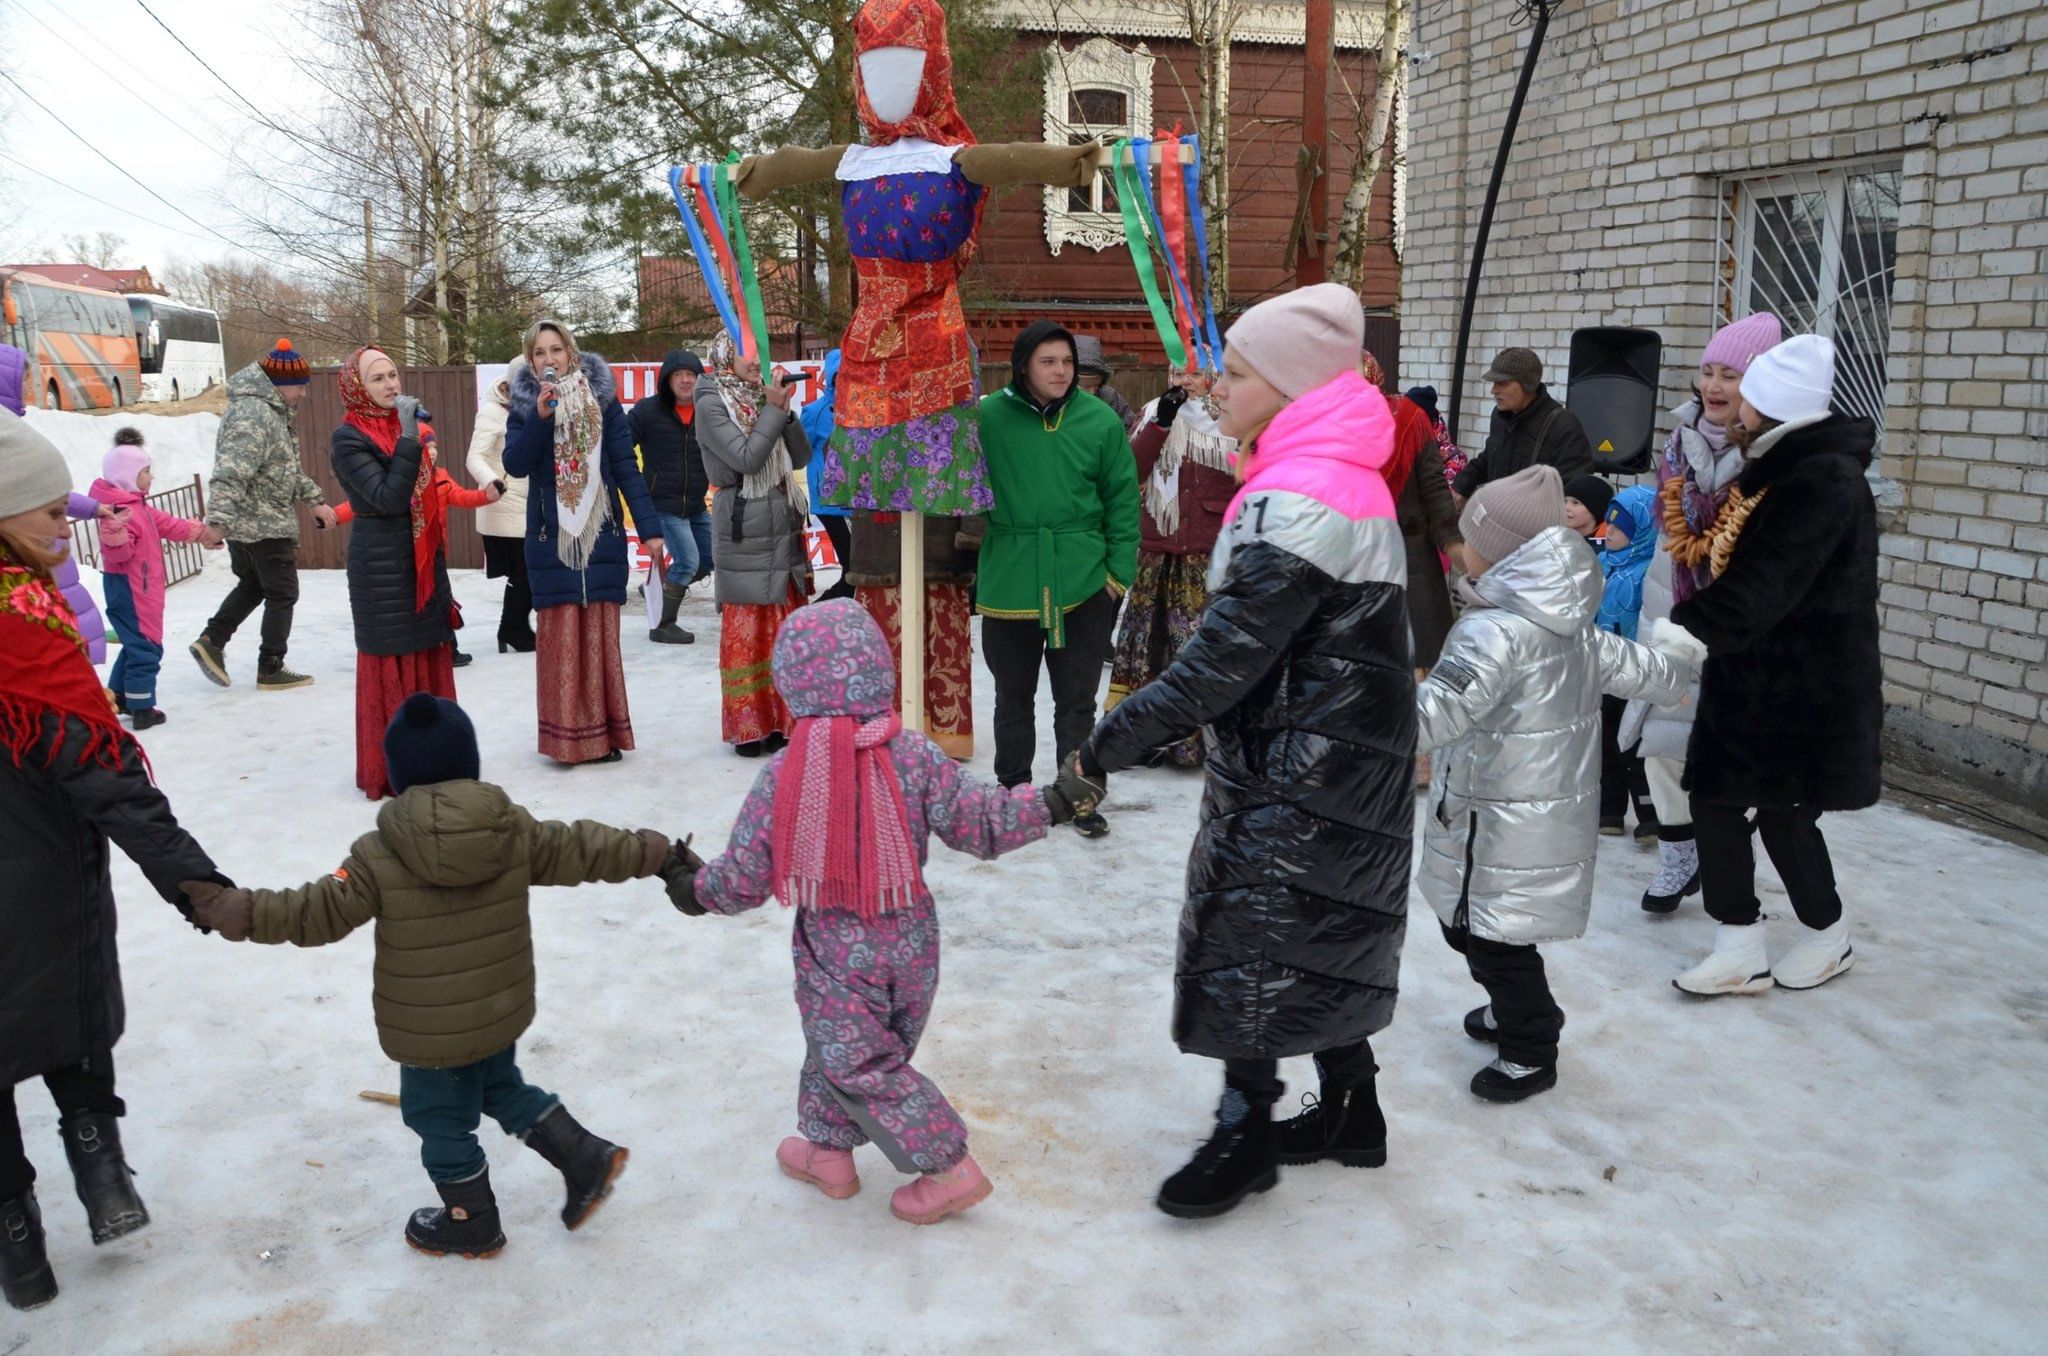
<box><xmin>24</xmin><ymin>406</ymin><xmax>223</xmax><ymax>496</ymax></box>
<box><xmin>10</xmin><ymin>563</ymin><xmax>2047</xmax><ymax>1354</ymax></box>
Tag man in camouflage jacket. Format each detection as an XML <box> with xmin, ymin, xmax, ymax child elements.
<box><xmin>189</xmin><ymin>342</ymin><xmax>335</xmax><ymax>690</ymax></box>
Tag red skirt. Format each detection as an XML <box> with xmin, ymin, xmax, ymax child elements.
<box><xmin>356</xmin><ymin>645</ymin><xmax>458</xmax><ymax>800</ymax></box>
<box><xmin>857</xmin><ymin>582</ymin><xmax>974</xmax><ymax>760</ymax></box>
<box><xmin>719</xmin><ymin>588</ymin><xmax>801</xmax><ymax>747</ymax></box>
<box><xmin>537</xmin><ymin>602</ymin><xmax>634</xmax><ymax>764</ymax></box>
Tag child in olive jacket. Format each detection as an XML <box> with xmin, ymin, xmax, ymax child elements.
<box><xmin>184</xmin><ymin>695</ymin><xmax>685</xmax><ymax>1258</ymax></box>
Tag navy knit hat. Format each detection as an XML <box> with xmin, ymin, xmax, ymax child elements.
<box><xmin>384</xmin><ymin>694</ymin><xmax>480</xmax><ymax>794</ymax></box>
<box><xmin>1406</xmin><ymin>385</ymin><xmax>1440</xmax><ymax>424</ymax></box>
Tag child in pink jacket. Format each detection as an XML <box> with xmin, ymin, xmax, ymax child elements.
<box><xmin>672</xmin><ymin>600</ymin><xmax>1105</xmax><ymax>1225</ymax></box>
<box><xmin>89</xmin><ymin>429</ymin><xmax>222</xmax><ymax>727</ymax></box>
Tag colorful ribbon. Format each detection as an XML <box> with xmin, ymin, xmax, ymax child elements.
<box><xmin>668</xmin><ymin>165</ymin><xmax>745</xmax><ymax>356</ymax></box>
<box><xmin>1111</xmin><ymin>139</ymin><xmax>1188</xmax><ymax>372</ymax></box>
<box><xmin>1132</xmin><ymin>136</ymin><xmax>1200</xmax><ymax>375</ymax></box>
<box><xmin>718</xmin><ymin>152</ymin><xmax>772</xmax><ymax>364</ymax></box>
<box><xmin>1155</xmin><ymin>129</ymin><xmax>1194</xmax><ymax>366</ymax></box>
<box><xmin>666</xmin><ymin>161</ymin><xmax>772</xmax><ymax>363</ymax></box>
<box><xmin>1180</xmin><ymin>135</ymin><xmax>1224</xmax><ymax>372</ymax></box>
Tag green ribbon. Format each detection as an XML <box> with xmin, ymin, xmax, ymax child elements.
<box><xmin>1110</xmin><ymin>139</ymin><xmax>1189</xmax><ymax>371</ymax></box>
<box><xmin>718</xmin><ymin>151</ymin><xmax>774</xmax><ymax>362</ymax></box>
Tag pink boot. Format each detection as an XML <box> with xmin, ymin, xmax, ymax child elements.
<box><xmin>777</xmin><ymin>1137</ymin><xmax>860</xmax><ymax>1200</ymax></box>
<box><xmin>890</xmin><ymin>1154</ymin><xmax>992</xmax><ymax>1225</ymax></box>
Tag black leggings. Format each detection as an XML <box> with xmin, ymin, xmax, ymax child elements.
<box><xmin>1221</xmin><ymin>1040</ymin><xmax>1377</xmax><ymax>1111</ymax></box>
<box><xmin>0</xmin><ymin>1053</ymin><xmax>123</xmax><ymax>1200</ymax></box>
<box><xmin>1694</xmin><ymin>802</ymin><xmax>1844</xmax><ymax>930</ymax></box>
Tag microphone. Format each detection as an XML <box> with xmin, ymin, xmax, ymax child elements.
<box><xmin>541</xmin><ymin>365</ymin><xmax>560</xmax><ymax>415</ymax></box>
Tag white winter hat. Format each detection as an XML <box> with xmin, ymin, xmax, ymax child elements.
<box><xmin>1740</xmin><ymin>334</ymin><xmax>1836</xmax><ymax>423</ymax></box>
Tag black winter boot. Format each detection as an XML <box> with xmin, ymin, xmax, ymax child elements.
<box><xmin>2</xmin><ymin>1191</ymin><xmax>58</xmax><ymax>1310</ymax></box>
<box><xmin>650</xmin><ymin>584</ymin><xmax>694</xmax><ymax>644</ymax></box>
<box><xmin>522</xmin><ymin>1104</ymin><xmax>628</xmax><ymax>1230</ymax></box>
<box><xmin>60</xmin><ymin>1112</ymin><xmax>148</xmax><ymax>1244</ymax></box>
<box><xmin>1274</xmin><ymin>1066</ymin><xmax>1387</xmax><ymax>1169</ymax></box>
<box><xmin>404</xmin><ymin>1169</ymin><xmax>505</xmax><ymax>1258</ymax></box>
<box><xmin>1156</xmin><ymin>1089</ymin><xmax>1279</xmax><ymax>1220</ymax></box>
<box><xmin>1471</xmin><ymin>1057</ymin><xmax>1558</xmax><ymax>1103</ymax></box>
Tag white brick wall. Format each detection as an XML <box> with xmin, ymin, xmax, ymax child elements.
<box><xmin>1402</xmin><ymin>0</ymin><xmax>2048</xmax><ymax>810</ymax></box>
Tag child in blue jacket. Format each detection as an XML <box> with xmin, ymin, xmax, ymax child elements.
<box><xmin>1597</xmin><ymin>486</ymin><xmax>1659</xmax><ymax>835</ymax></box>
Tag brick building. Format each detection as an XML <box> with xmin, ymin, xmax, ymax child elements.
<box><xmin>1400</xmin><ymin>0</ymin><xmax>2047</xmax><ymax>814</ymax></box>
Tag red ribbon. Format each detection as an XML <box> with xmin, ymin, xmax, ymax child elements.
<box><xmin>1155</xmin><ymin>126</ymin><xmax>1195</xmax><ymax>367</ymax></box>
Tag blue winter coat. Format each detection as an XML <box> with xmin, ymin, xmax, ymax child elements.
<box><xmin>503</xmin><ymin>353</ymin><xmax>661</xmax><ymax>611</ymax></box>
<box><xmin>800</xmin><ymin>350</ymin><xmax>847</xmax><ymax>518</ymax></box>
<box><xmin>1595</xmin><ymin>485</ymin><xmax>1658</xmax><ymax>640</ymax></box>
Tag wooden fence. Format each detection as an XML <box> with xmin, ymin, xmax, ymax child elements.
<box><xmin>68</xmin><ymin>474</ymin><xmax>210</xmax><ymax>589</ymax></box>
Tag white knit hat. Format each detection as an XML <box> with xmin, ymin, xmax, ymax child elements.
<box><xmin>1740</xmin><ymin>334</ymin><xmax>1837</xmax><ymax>423</ymax></box>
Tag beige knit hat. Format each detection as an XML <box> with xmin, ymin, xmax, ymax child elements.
<box><xmin>0</xmin><ymin>409</ymin><xmax>74</xmax><ymax>520</ymax></box>
<box><xmin>1459</xmin><ymin>463</ymin><xmax>1565</xmax><ymax>566</ymax></box>
<box><xmin>1224</xmin><ymin>283</ymin><xmax>1368</xmax><ymax>400</ymax></box>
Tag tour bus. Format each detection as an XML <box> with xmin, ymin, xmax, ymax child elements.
<box><xmin>128</xmin><ymin>294</ymin><xmax>226</xmax><ymax>402</ymax></box>
<box><xmin>0</xmin><ymin>268</ymin><xmax>142</xmax><ymax>410</ymax></box>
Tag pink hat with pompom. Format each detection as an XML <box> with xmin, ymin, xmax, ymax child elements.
<box><xmin>1701</xmin><ymin>313</ymin><xmax>1783</xmax><ymax>375</ymax></box>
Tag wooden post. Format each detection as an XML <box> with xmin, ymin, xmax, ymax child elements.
<box><xmin>900</xmin><ymin>511</ymin><xmax>926</xmax><ymax>732</ymax></box>
<box><xmin>1299</xmin><ymin>0</ymin><xmax>1334</xmax><ymax>286</ymax></box>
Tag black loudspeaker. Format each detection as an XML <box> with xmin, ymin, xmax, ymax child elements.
<box><xmin>1568</xmin><ymin>327</ymin><xmax>1662</xmax><ymax>473</ymax></box>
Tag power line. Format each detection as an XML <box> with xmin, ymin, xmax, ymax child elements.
<box><xmin>6</xmin><ymin>0</ymin><xmax>240</xmax><ymax>160</ymax></box>
<box><xmin>0</xmin><ymin>147</ymin><xmax>222</xmax><ymax>245</ymax></box>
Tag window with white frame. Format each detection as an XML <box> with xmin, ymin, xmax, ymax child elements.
<box><xmin>1718</xmin><ymin>162</ymin><xmax>1902</xmax><ymax>446</ymax></box>
<box><xmin>1042</xmin><ymin>38</ymin><xmax>1155</xmax><ymax>255</ymax></box>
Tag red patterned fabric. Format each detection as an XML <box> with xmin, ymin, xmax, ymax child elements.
<box><xmin>719</xmin><ymin>588</ymin><xmax>801</xmax><ymax>746</ymax></box>
<box><xmin>853</xmin><ymin>0</ymin><xmax>976</xmax><ymax>149</ymax></box>
<box><xmin>838</xmin><ymin>256</ymin><xmax>978</xmax><ymax>427</ymax></box>
<box><xmin>856</xmin><ymin>583</ymin><xmax>972</xmax><ymax>759</ymax></box>
<box><xmin>536</xmin><ymin>603</ymin><xmax>635</xmax><ymax>763</ymax></box>
<box><xmin>0</xmin><ymin>549</ymin><xmax>137</xmax><ymax>775</ymax></box>
<box><xmin>355</xmin><ymin>645</ymin><xmax>457</xmax><ymax>800</ymax></box>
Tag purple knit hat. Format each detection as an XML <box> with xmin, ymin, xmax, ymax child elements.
<box><xmin>771</xmin><ymin>599</ymin><xmax>897</xmax><ymax>719</ymax></box>
<box><xmin>1701</xmin><ymin>313</ymin><xmax>1783</xmax><ymax>375</ymax></box>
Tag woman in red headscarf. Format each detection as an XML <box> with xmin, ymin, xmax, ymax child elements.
<box><xmin>330</xmin><ymin>347</ymin><xmax>474</xmax><ymax>799</ymax></box>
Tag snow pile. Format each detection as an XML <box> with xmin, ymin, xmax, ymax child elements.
<box><xmin>24</xmin><ymin>407</ymin><xmax>221</xmax><ymax>496</ymax></box>
<box><xmin>9</xmin><ymin>568</ymin><xmax>2046</xmax><ymax>1351</ymax></box>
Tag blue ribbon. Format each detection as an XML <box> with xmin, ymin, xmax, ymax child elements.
<box><xmin>1180</xmin><ymin>136</ymin><xmax>1225</xmax><ymax>373</ymax></box>
<box><xmin>666</xmin><ymin>164</ymin><xmax>746</xmax><ymax>353</ymax></box>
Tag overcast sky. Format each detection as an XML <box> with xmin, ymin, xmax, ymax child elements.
<box><xmin>1</xmin><ymin>0</ymin><xmax>305</xmax><ymax>279</ymax></box>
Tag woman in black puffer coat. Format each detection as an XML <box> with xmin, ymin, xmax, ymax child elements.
<box><xmin>1080</xmin><ymin>285</ymin><xmax>1413</xmax><ymax>1220</ymax></box>
<box><xmin>331</xmin><ymin>347</ymin><xmax>460</xmax><ymax>799</ymax></box>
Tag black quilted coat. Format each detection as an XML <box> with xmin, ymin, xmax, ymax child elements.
<box><xmin>1</xmin><ymin>714</ymin><xmax>217</xmax><ymax>1083</ymax></box>
<box><xmin>1086</xmin><ymin>482</ymin><xmax>1415</xmax><ymax>1060</ymax></box>
<box><xmin>332</xmin><ymin>424</ymin><xmax>454</xmax><ymax>657</ymax></box>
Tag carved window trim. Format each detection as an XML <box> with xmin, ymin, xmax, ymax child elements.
<box><xmin>1042</xmin><ymin>38</ymin><xmax>1155</xmax><ymax>256</ymax></box>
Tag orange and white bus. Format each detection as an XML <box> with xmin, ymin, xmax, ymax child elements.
<box><xmin>0</xmin><ymin>268</ymin><xmax>143</xmax><ymax>410</ymax></box>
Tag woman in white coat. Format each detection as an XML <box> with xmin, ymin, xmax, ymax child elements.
<box><xmin>466</xmin><ymin>358</ymin><xmax>534</xmax><ymax>652</ymax></box>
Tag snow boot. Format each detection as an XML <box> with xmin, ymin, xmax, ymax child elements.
<box><xmin>1642</xmin><ymin>839</ymin><xmax>1701</xmax><ymax>914</ymax></box>
<box><xmin>1674</xmin><ymin>921</ymin><xmax>1774</xmax><ymax>997</ymax></box>
<box><xmin>188</xmin><ymin>636</ymin><xmax>230</xmax><ymax>687</ymax></box>
<box><xmin>256</xmin><ymin>658</ymin><xmax>314</xmax><ymax>691</ymax></box>
<box><xmin>776</xmin><ymin>1137</ymin><xmax>859</xmax><ymax>1200</ymax></box>
<box><xmin>1463</xmin><ymin>1004</ymin><xmax>1498</xmax><ymax>1043</ymax></box>
<box><xmin>129</xmin><ymin>708</ymin><xmax>168</xmax><ymax>731</ymax></box>
<box><xmin>60</xmin><ymin>1111</ymin><xmax>148</xmax><ymax>1244</ymax></box>
<box><xmin>650</xmin><ymin>584</ymin><xmax>694</xmax><ymax>644</ymax></box>
<box><xmin>890</xmin><ymin>1154</ymin><xmax>992</xmax><ymax>1225</ymax></box>
<box><xmin>1773</xmin><ymin>916</ymin><xmax>1853</xmax><ymax>991</ymax></box>
<box><xmin>1156</xmin><ymin>1089</ymin><xmax>1279</xmax><ymax>1220</ymax></box>
<box><xmin>404</xmin><ymin>1168</ymin><xmax>505</xmax><ymax>1258</ymax></box>
<box><xmin>1599</xmin><ymin>815</ymin><xmax>1626</xmax><ymax>837</ymax></box>
<box><xmin>1274</xmin><ymin>1063</ymin><xmax>1386</xmax><ymax>1168</ymax></box>
<box><xmin>451</xmin><ymin>646</ymin><xmax>473</xmax><ymax>668</ymax></box>
<box><xmin>1073</xmin><ymin>810</ymin><xmax>1110</xmax><ymax>839</ymax></box>
<box><xmin>522</xmin><ymin>1104</ymin><xmax>628</xmax><ymax>1230</ymax></box>
<box><xmin>2</xmin><ymin>1191</ymin><xmax>58</xmax><ymax>1311</ymax></box>
<box><xmin>1471</xmin><ymin>1057</ymin><xmax>1558</xmax><ymax>1103</ymax></box>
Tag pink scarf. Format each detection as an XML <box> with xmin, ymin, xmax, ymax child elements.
<box><xmin>770</xmin><ymin>710</ymin><xmax>924</xmax><ymax>921</ymax></box>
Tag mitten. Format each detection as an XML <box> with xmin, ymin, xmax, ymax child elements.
<box><xmin>662</xmin><ymin>837</ymin><xmax>708</xmax><ymax>916</ymax></box>
<box><xmin>1043</xmin><ymin>750</ymin><xmax>1107</xmax><ymax>825</ymax></box>
<box><xmin>1648</xmin><ymin>617</ymin><xmax>1709</xmax><ymax>672</ymax></box>
<box><xmin>181</xmin><ymin>879</ymin><xmax>253</xmax><ymax>941</ymax></box>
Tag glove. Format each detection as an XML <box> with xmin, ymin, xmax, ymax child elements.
<box><xmin>394</xmin><ymin>394</ymin><xmax>423</xmax><ymax>440</ymax></box>
<box><xmin>181</xmin><ymin>879</ymin><xmax>253</xmax><ymax>941</ymax></box>
<box><xmin>1154</xmin><ymin>385</ymin><xmax>1189</xmax><ymax>428</ymax></box>
<box><xmin>662</xmin><ymin>836</ymin><xmax>709</xmax><ymax>917</ymax></box>
<box><xmin>1648</xmin><ymin>617</ymin><xmax>1709</xmax><ymax>672</ymax></box>
<box><xmin>1043</xmin><ymin>750</ymin><xmax>1107</xmax><ymax>825</ymax></box>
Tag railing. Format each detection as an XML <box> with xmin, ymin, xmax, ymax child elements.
<box><xmin>69</xmin><ymin>474</ymin><xmax>210</xmax><ymax>589</ymax></box>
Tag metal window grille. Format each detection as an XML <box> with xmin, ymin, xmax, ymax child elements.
<box><xmin>69</xmin><ymin>474</ymin><xmax>210</xmax><ymax>590</ymax></box>
<box><xmin>1717</xmin><ymin>162</ymin><xmax>1901</xmax><ymax>447</ymax></box>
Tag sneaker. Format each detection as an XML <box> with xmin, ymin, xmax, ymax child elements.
<box><xmin>1471</xmin><ymin>1058</ymin><xmax>1557</xmax><ymax>1103</ymax></box>
<box><xmin>128</xmin><ymin>708</ymin><xmax>167</xmax><ymax>731</ymax></box>
<box><xmin>1642</xmin><ymin>839</ymin><xmax>1701</xmax><ymax>914</ymax></box>
<box><xmin>1674</xmin><ymin>922</ymin><xmax>1774</xmax><ymax>996</ymax></box>
<box><xmin>1463</xmin><ymin>1004</ymin><xmax>1498</xmax><ymax>1043</ymax></box>
<box><xmin>1073</xmin><ymin>811</ymin><xmax>1110</xmax><ymax>839</ymax></box>
<box><xmin>188</xmin><ymin>636</ymin><xmax>230</xmax><ymax>687</ymax></box>
<box><xmin>776</xmin><ymin>1137</ymin><xmax>860</xmax><ymax>1200</ymax></box>
<box><xmin>890</xmin><ymin>1155</ymin><xmax>992</xmax><ymax>1225</ymax></box>
<box><xmin>257</xmin><ymin>663</ymin><xmax>315</xmax><ymax>691</ymax></box>
<box><xmin>1156</xmin><ymin>1089</ymin><xmax>1279</xmax><ymax>1219</ymax></box>
<box><xmin>1773</xmin><ymin>916</ymin><xmax>1853</xmax><ymax>991</ymax></box>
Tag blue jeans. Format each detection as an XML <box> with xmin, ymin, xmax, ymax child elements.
<box><xmin>399</xmin><ymin>1045</ymin><xmax>558</xmax><ymax>1183</ymax></box>
<box><xmin>104</xmin><ymin>574</ymin><xmax>164</xmax><ymax>709</ymax></box>
<box><xmin>653</xmin><ymin>510</ymin><xmax>715</xmax><ymax>589</ymax></box>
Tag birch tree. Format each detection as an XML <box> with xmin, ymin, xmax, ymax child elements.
<box><xmin>1331</xmin><ymin>0</ymin><xmax>1408</xmax><ymax>291</ymax></box>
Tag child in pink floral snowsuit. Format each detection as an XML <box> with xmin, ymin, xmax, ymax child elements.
<box><xmin>684</xmin><ymin>599</ymin><xmax>1100</xmax><ymax>1225</ymax></box>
